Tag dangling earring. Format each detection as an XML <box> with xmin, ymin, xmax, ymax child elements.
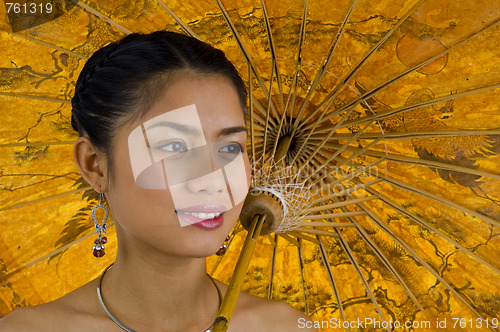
<box><xmin>216</xmin><ymin>235</ymin><xmax>230</xmax><ymax>256</ymax></box>
<box><xmin>92</xmin><ymin>191</ymin><xmax>109</xmax><ymax>258</ymax></box>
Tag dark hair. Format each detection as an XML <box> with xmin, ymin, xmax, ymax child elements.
<box><xmin>71</xmin><ymin>31</ymin><xmax>247</xmax><ymax>178</ymax></box>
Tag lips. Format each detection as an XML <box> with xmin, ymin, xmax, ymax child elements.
<box><xmin>175</xmin><ymin>204</ymin><xmax>226</xmax><ymax>229</ymax></box>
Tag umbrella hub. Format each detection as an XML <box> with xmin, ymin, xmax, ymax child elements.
<box><xmin>238</xmin><ymin>186</ymin><xmax>287</xmax><ymax>235</ymax></box>
<box><xmin>268</xmin><ymin>120</ymin><xmax>309</xmax><ymax>164</ymax></box>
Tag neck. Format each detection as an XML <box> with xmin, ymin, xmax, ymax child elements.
<box><xmin>99</xmin><ymin>244</ymin><xmax>220</xmax><ymax>331</ymax></box>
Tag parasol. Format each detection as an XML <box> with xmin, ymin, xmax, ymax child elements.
<box><xmin>1</xmin><ymin>0</ymin><xmax>500</xmax><ymax>331</ymax></box>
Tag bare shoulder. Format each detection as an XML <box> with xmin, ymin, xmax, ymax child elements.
<box><xmin>0</xmin><ymin>278</ymin><xmax>107</xmax><ymax>332</ymax></box>
<box><xmin>0</xmin><ymin>301</ymin><xmax>65</xmax><ymax>332</ymax></box>
<box><xmin>230</xmin><ymin>290</ymin><xmax>318</xmax><ymax>332</ymax></box>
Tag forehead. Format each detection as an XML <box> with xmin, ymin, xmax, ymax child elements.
<box><xmin>141</xmin><ymin>74</ymin><xmax>245</xmax><ymax>126</ymax></box>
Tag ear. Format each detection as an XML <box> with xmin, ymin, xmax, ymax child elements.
<box><xmin>73</xmin><ymin>136</ymin><xmax>109</xmax><ymax>192</ymax></box>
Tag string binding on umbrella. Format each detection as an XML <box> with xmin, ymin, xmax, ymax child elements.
<box><xmin>239</xmin><ymin>156</ymin><xmax>313</xmax><ymax>234</ymax></box>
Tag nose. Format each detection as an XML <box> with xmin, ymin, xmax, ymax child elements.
<box><xmin>186</xmin><ymin>169</ymin><xmax>227</xmax><ymax>195</ymax></box>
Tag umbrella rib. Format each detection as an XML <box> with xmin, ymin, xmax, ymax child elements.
<box><xmin>308</xmin><ymin>158</ymin><xmax>384</xmax><ymax>197</ymax></box>
<box><xmin>298</xmin><ymin>221</ymin><xmax>356</xmax><ymax>227</ymax></box>
<box><xmin>383</xmin><ymin>175</ymin><xmax>500</xmax><ymax>227</ymax></box>
<box><xmin>298</xmin><ymin>0</ymin><xmax>424</xmax><ymax>127</ymax></box>
<box><xmin>287</xmin><ymin>0</ymin><xmax>308</xmax><ymax>128</ymax></box>
<box><xmin>0</xmin><ymin>187</ymin><xmax>90</xmax><ymax>212</ymax></box>
<box><xmin>297</xmin><ymin>118</ymin><xmax>373</xmax><ymax>175</ymax></box>
<box><xmin>260</xmin><ymin>0</ymin><xmax>285</xmax><ymax>111</ymax></box>
<box><xmin>329</xmin><ymin>197</ymin><xmax>428</xmax><ymax>316</ymax></box>
<box><xmin>279</xmin><ymin>233</ymin><xmax>300</xmax><ymax>246</ymax></box>
<box><xmin>216</xmin><ymin>0</ymin><xmax>280</xmax><ymax>120</ymax></box>
<box><xmin>309</xmin><ymin>18</ymin><xmax>500</xmax><ymax>129</ymax></box>
<box><xmin>301</xmin><ymin>212</ymin><xmax>366</xmax><ymax>221</ymax></box>
<box><xmin>291</xmin><ymin>0</ymin><xmax>358</xmax><ymax>132</ymax></box>
<box><xmin>316</xmin><ymin>236</ymin><xmax>347</xmax><ymax>325</ymax></box>
<box><xmin>305</xmin><ymin>196</ymin><xmax>376</xmax><ymax>213</ymax></box>
<box><xmin>10</xmin><ymin>33</ymin><xmax>88</xmax><ymax>60</ymax></box>
<box><xmin>353</xmin><ymin>199</ymin><xmax>490</xmax><ymax>321</ymax></box>
<box><xmin>248</xmin><ymin>65</ymin><xmax>256</xmax><ymax>164</ymax></box>
<box><xmin>0</xmin><ymin>141</ymin><xmax>75</xmax><ymax>148</ymax></box>
<box><xmin>154</xmin><ymin>0</ymin><xmax>199</xmax><ymax>38</ymax></box>
<box><xmin>268</xmin><ymin>234</ymin><xmax>278</xmax><ymax>299</ymax></box>
<box><xmin>309</xmin><ymin>138</ymin><xmax>382</xmax><ymax>188</ymax></box>
<box><xmin>287</xmin><ymin>231</ymin><xmax>319</xmax><ymax>244</ymax></box>
<box><xmin>261</xmin><ymin>60</ymin><xmax>275</xmax><ymax>162</ymax></box>
<box><xmin>336</xmin><ymin>230</ymin><xmax>390</xmax><ymax>331</ymax></box>
<box><xmin>0</xmin><ymin>92</ymin><xmax>71</xmax><ymax>104</ymax></box>
<box><xmin>297</xmin><ymin>238</ymin><xmax>310</xmax><ymax>316</ymax></box>
<box><xmin>322</xmin><ymin>129</ymin><xmax>500</xmax><ymax>141</ymax></box>
<box><xmin>317</xmin><ymin>84</ymin><xmax>500</xmax><ymax>131</ymax></box>
<box><xmin>74</xmin><ymin>1</ymin><xmax>131</xmax><ymax>34</ymax></box>
<box><xmin>368</xmin><ymin>187</ymin><xmax>500</xmax><ymax>274</ymax></box>
<box><xmin>0</xmin><ymin>223</ymin><xmax>111</xmax><ymax>282</ymax></box>
<box><xmin>294</xmin><ymin>227</ymin><xmax>339</xmax><ymax>237</ymax></box>
<box><xmin>325</xmin><ymin>142</ymin><xmax>500</xmax><ymax>181</ymax></box>
<box><xmin>352</xmin><ymin>221</ymin><xmax>428</xmax><ymax>315</ymax></box>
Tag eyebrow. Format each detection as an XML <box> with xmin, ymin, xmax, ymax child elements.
<box><xmin>146</xmin><ymin>121</ymin><xmax>200</xmax><ymax>136</ymax></box>
<box><xmin>146</xmin><ymin>122</ymin><xmax>247</xmax><ymax>138</ymax></box>
<box><xmin>217</xmin><ymin>126</ymin><xmax>248</xmax><ymax>138</ymax></box>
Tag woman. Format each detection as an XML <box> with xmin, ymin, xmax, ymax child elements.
<box><xmin>0</xmin><ymin>31</ymin><xmax>316</xmax><ymax>331</ymax></box>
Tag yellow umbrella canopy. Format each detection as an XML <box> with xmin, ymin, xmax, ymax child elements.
<box><xmin>1</xmin><ymin>0</ymin><xmax>500</xmax><ymax>329</ymax></box>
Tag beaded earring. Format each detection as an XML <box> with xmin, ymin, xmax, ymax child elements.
<box><xmin>216</xmin><ymin>235</ymin><xmax>230</xmax><ymax>256</ymax></box>
<box><xmin>92</xmin><ymin>191</ymin><xmax>109</xmax><ymax>258</ymax></box>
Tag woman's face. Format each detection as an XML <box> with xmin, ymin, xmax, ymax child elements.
<box><xmin>105</xmin><ymin>73</ymin><xmax>250</xmax><ymax>257</ymax></box>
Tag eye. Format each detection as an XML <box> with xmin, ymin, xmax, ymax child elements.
<box><xmin>218</xmin><ymin>143</ymin><xmax>242</xmax><ymax>154</ymax></box>
<box><xmin>160</xmin><ymin>140</ymin><xmax>187</xmax><ymax>152</ymax></box>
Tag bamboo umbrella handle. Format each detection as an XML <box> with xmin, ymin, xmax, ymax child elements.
<box><xmin>212</xmin><ymin>214</ymin><xmax>266</xmax><ymax>332</ymax></box>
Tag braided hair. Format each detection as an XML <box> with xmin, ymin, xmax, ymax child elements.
<box><xmin>71</xmin><ymin>31</ymin><xmax>247</xmax><ymax>177</ymax></box>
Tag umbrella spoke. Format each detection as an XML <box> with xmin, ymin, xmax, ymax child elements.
<box><xmin>325</xmin><ymin>143</ymin><xmax>500</xmax><ymax>181</ymax></box>
<box><xmin>0</xmin><ymin>141</ymin><xmax>75</xmax><ymax>148</ymax></box>
<box><xmin>327</xmin><ymin>197</ymin><xmax>428</xmax><ymax>316</ymax></box>
<box><xmin>352</xmin><ymin>198</ymin><xmax>491</xmax><ymax>323</ymax></box>
<box><xmin>260</xmin><ymin>0</ymin><xmax>284</xmax><ymax>112</ymax></box>
<box><xmin>294</xmin><ymin>227</ymin><xmax>339</xmax><ymax>238</ymax></box>
<box><xmin>383</xmin><ymin>175</ymin><xmax>500</xmax><ymax>228</ymax></box>
<box><xmin>298</xmin><ymin>0</ymin><xmax>424</xmax><ymax>128</ymax></box>
<box><xmin>305</xmin><ymin>196</ymin><xmax>376</xmax><ymax>214</ymax></box>
<box><xmin>290</xmin><ymin>0</ymin><xmax>358</xmax><ymax>132</ymax></box>
<box><xmin>0</xmin><ymin>223</ymin><xmax>111</xmax><ymax>282</ymax></box>
<box><xmin>367</xmin><ymin>187</ymin><xmax>500</xmax><ymax>274</ymax></box>
<box><xmin>317</xmin><ymin>236</ymin><xmax>347</xmax><ymax>325</ymax></box>
<box><xmin>261</xmin><ymin>59</ymin><xmax>276</xmax><ymax>163</ymax></box>
<box><xmin>319</xmin><ymin>129</ymin><xmax>500</xmax><ymax>141</ymax></box>
<box><xmin>155</xmin><ymin>0</ymin><xmax>198</xmax><ymax>38</ymax></box>
<box><xmin>9</xmin><ymin>33</ymin><xmax>88</xmax><ymax>60</ymax></box>
<box><xmin>297</xmin><ymin>119</ymin><xmax>373</xmax><ymax>176</ymax></box>
<box><xmin>286</xmin><ymin>0</ymin><xmax>308</xmax><ymax>128</ymax></box>
<box><xmin>318</xmin><ymin>84</ymin><xmax>500</xmax><ymax>131</ymax></box>
<box><xmin>336</xmin><ymin>231</ymin><xmax>390</xmax><ymax>332</ymax></box>
<box><xmin>0</xmin><ymin>92</ymin><xmax>71</xmax><ymax>103</ymax></box>
<box><xmin>298</xmin><ymin>222</ymin><xmax>355</xmax><ymax>227</ymax></box>
<box><xmin>309</xmin><ymin>19</ymin><xmax>500</xmax><ymax>130</ymax></box>
<box><xmin>287</xmin><ymin>231</ymin><xmax>319</xmax><ymax>244</ymax></box>
<box><xmin>248</xmin><ymin>65</ymin><xmax>256</xmax><ymax>164</ymax></box>
<box><xmin>0</xmin><ymin>187</ymin><xmax>90</xmax><ymax>212</ymax></box>
<box><xmin>216</xmin><ymin>0</ymin><xmax>280</xmax><ymax>120</ymax></box>
<box><xmin>75</xmin><ymin>1</ymin><xmax>131</xmax><ymax>34</ymax></box>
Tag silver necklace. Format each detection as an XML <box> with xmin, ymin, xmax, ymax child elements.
<box><xmin>97</xmin><ymin>264</ymin><xmax>222</xmax><ymax>332</ymax></box>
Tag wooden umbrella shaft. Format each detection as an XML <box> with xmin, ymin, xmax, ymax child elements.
<box><xmin>212</xmin><ymin>214</ymin><xmax>266</xmax><ymax>332</ymax></box>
